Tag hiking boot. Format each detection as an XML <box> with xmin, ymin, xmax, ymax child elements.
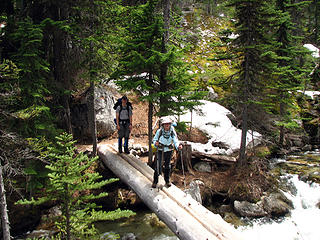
<box><xmin>152</xmin><ymin>183</ymin><xmax>157</xmax><ymax>188</ymax></box>
<box><xmin>165</xmin><ymin>182</ymin><xmax>171</xmax><ymax>188</ymax></box>
<box><xmin>124</xmin><ymin>147</ymin><xmax>129</xmax><ymax>154</ymax></box>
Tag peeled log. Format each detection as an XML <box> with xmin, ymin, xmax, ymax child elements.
<box><xmin>98</xmin><ymin>144</ymin><xmax>244</xmax><ymax>240</ymax></box>
<box><xmin>192</xmin><ymin>151</ymin><xmax>237</xmax><ymax>165</ymax></box>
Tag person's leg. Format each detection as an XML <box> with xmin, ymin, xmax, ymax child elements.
<box><xmin>118</xmin><ymin>125</ymin><xmax>125</xmax><ymax>153</ymax></box>
<box><xmin>118</xmin><ymin>137</ymin><xmax>123</xmax><ymax>153</ymax></box>
<box><xmin>152</xmin><ymin>150</ymin><xmax>163</xmax><ymax>188</ymax></box>
<box><xmin>164</xmin><ymin>151</ymin><xmax>173</xmax><ymax>187</ymax></box>
<box><xmin>124</xmin><ymin>122</ymin><xmax>130</xmax><ymax>154</ymax></box>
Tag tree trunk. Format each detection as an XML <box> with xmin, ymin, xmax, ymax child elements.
<box><xmin>159</xmin><ymin>0</ymin><xmax>170</xmax><ymax>115</ymax></box>
<box><xmin>52</xmin><ymin>6</ymin><xmax>73</xmax><ymax>135</ymax></box>
<box><xmin>147</xmin><ymin>71</ymin><xmax>155</xmax><ymax>166</ymax></box>
<box><xmin>239</xmin><ymin>103</ymin><xmax>248</xmax><ymax>165</ymax></box>
<box><xmin>64</xmin><ymin>182</ymin><xmax>71</xmax><ymax>240</ymax></box>
<box><xmin>279</xmin><ymin>91</ymin><xmax>285</xmax><ymax>147</ymax></box>
<box><xmin>148</xmin><ymin>99</ymin><xmax>154</xmax><ymax>166</ymax></box>
<box><xmin>0</xmin><ymin>165</ymin><xmax>11</xmax><ymax>240</ymax></box>
<box><xmin>88</xmin><ymin>80</ymin><xmax>97</xmax><ymax>156</ymax></box>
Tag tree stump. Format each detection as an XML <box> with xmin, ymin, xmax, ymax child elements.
<box><xmin>179</xmin><ymin>143</ymin><xmax>194</xmax><ymax>174</ymax></box>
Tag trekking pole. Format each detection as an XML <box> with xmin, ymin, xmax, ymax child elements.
<box><xmin>161</xmin><ymin>143</ymin><xmax>164</xmax><ymax>178</ymax></box>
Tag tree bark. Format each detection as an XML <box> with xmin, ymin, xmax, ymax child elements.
<box><xmin>148</xmin><ymin>100</ymin><xmax>154</xmax><ymax>166</ymax></box>
<box><xmin>279</xmin><ymin>91</ymin><xmax>285</xmax><ymax>147</ymax></box>
<box><xmin>0</xmin><ymin>165</ymin><xmax>11</xmax><ymax>240</ymax></box>
<box><xmin>88</xmin><ymin>80</ymin><xmax>97</xmax><ymax>156</ymax></box>
<box><xmin>159</xmin><ymin>0</ymin><xmax>170</xmax><ymax>115</ymax></box>
<box><xmin>52</xmin><ymin>6</ymin><xmax>73</xmax><ymax>135</ymax></box>
<box><xmin>180</xmin><ymin>143</ymin><xmax>194</xmax><ymax>173</ymax></box>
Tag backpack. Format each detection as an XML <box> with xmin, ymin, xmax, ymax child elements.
<box><xmin>158</xmin><ymin>127</ymin><xmax>175</xmax><ymax>140</ymax></box>
<box><xmin>157</xmin><ymin>126</ymin><xmax>176</xmax><ymax>148</ymax></box>
<box><xmin>113</xmin><ymin>98</ymin><xmax>133</xmax><ymax>124</ymax></box>
<box><xmin>113</xmin><ymin>98</ymin><xmax>133</xmax><ymax>111</ymax></box>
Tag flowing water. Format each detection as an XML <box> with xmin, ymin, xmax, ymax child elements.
<box><xmin>95</xmin><ymin>210</ymin><xmax>179</xmax><ymax>240</ymax></box>
<box><xmin>97</xmin><ymin>151</ymin><xmax>320</xmax><ymax>240</ymax></box>
<box><xmin>239</xmin><ymin>174</ymin><xmax>320</xmax><ymax>240</ymax></box>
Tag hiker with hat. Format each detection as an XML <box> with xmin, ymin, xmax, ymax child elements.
<box><xmin>152</xmin><ymin>116</ymin><xmax>182</xmax><ymax>188</ymax></box>
<box><xmin>116</xmin><ymin>95</ymin><xmax>133</xmax><ymax>154</ymax></box>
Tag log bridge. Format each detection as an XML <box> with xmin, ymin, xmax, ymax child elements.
<box><xmin>97</xmin><ymin>144</ymin><xmax>244</xmax><ymax>240</ymax></box>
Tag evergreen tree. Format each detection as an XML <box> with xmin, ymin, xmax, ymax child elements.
<box><xmin>113</xmin><ymin>0</ymin><xmax>202</xmax><ymax>164</ymax></box>
<box><xmin>223</xmin><ymin>0</ymin><xmax>278</xmax><ymax>165</ymax></box>
<box><xmin>270</xmin><ymin>0</ymin><xmax>310</xmax><ymax>147</ymax></box>
<box><xmin>17</xmin><ymin>133</ymin><xmax>134</xmax><ymax>240</ymax></box>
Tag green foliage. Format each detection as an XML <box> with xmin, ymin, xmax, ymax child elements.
<box><xmin>175</xmin><ymin>121</ymin><xmax>189</xmax><ymax>134</ymax></box>
<box><xmin>17</xmin><ymin>133</ymin><xmax>135</xmax><ymax>239</ymax></box>
<box><xmin>113</xmin><ymin>0</ymin><xmax>203</xmax><ymax>117</ymax></box>
<box><xmin>0</xmin><ymin>59</ymin><xmax>20</xmax><ymax>110</ymax></box>
<box><xmin>9</xmin><ymin>17</ymin><xmax>50</xmax><ymax>106</ymax></box>
<box><xmin>0</xmin><ymin>17</ymin><xmax>59</xmax><ymax>138</ymax></box>
<box><xmin>71</xmin><ymin>0</ymin><xmax>125</xmax><ymax>83</ymax></box>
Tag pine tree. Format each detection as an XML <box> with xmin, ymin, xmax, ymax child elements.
<box><xmin>113</xmin><ymin>0</ymin><xmax>203</xmax><ymax>164</ymax></box>
<box><xmin>224</xmin><ymin>0</ymin><xmax>278</xmax><ymax>165</ymax></box>
<box><xmin>269</xmin><ymin>0</ymin><xmax>311</xmax><ymax>147</ymax></box>
<box><xmin>17</xmin><ymin>133</ymin><xmax>135</xmax><ymax>240</ymax></box>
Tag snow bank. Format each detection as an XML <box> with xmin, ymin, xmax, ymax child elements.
<box><xmin>179</xmin><ymin>101</ymin><xmax>261</xmax><ymax>155</ymax></box>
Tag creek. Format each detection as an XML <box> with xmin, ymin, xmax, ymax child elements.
<box><xmin>96</xmin><ymin>150</ymin><xmax>320</xmax><ymax>240</ymax></box>
<box><xmin>239</xmin><ymin>150</ymin><xmax>320</xmax><ymax>240</ymax></box>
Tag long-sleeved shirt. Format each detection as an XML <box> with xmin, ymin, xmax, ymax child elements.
<box><xmin>153</xmin><ymin>126</ymin><xmax>180</xmax><ymax>152</ymax></box>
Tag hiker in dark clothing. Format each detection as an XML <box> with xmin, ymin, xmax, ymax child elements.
<box><xmin>116</xmin><ymin>95</ymin><xmax>133</xmax><ymax>153</ymax></box>
<box><xmin>152</xmin><ymin>116</ymin><xmax>182</xmax><ymax>188</ymax></box>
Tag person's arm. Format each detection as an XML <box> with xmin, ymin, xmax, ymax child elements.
<box><xmin>153</xmin><ymin>129</ymin><xmax>160</xmax><ymax>146</ymax></box>
<box><xmin>129</xmin><ymin>107</ymin><xmax>133</xmax><ymax>131</ymax></box>
<box><xmin>116</xmin><ymin>107</ymin><xmax>120</xmax><ymax>130</ymax></box>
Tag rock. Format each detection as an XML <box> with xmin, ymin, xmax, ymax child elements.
<box><xmin>132</xmin><ymin>143</ymin><xmax>142</xmax><ymax>150</ymax></box>
<box><xmin>144</xmin><ymin>213</ymin><xmax>166</xmax><ymax>228</ymax></box>
<box><xmin>101</xmin><ymin>231</ymin><xmax>118</xmax><ymax>239</ymax></box>
<box><xmin>38</xmin><ymin>206</ymin><xmax>62</xmax><ymax>229</ymax></box>
<box><xmin>26</xmin><ymin>229</ymin><xmax>56</xmax><ymax>239</ymax></box>
<box><xmin>223</xmin><ymin>212</ymin><xmax>244</xmax><ymax>227</ymax></box>
<box><xmin>233</xmin><ymin>200</ymin><xmax>268</xmax><ymax>218</ymax></box>
<box><xmin>193</xmin><ymin>162</ymin><xmax>211</xmax><ymax>173</ymax></box>
<box><xmin>121</xmin><ymin>233</ymin><xmax>137</xmax><ymax>240</ymax></box>
<box><xmin>94</xmin><ymin>86</ymin><xmax>117</xmax><ymax>138</ymax></box>
<box><xmin>219</xmin><ymin>204</ymin><xmax>233</xmax><ymax>215</ymax></box>
<box><xmin>316</xmin><ymin>201</ymin><xmax>320</xmax><ymax>209</ymax></box>
<box><xmin>207</xmin><ymin>87</ymin><xmax>218</xmax><ymax>100</ymax></box>
<box><xmin>71</xmin><ymin>85</ymin><xmax>116</xmax><ymax>139</ymax></box>
<box><xmin>261</xmin><ymin>192</ymin><xmax>293</xmax><ymax>217</ymax></box>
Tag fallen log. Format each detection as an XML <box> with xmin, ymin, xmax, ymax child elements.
<box><xmin>192</xmin><ymin>151</ymin><xmax>237</xmax><ymax>165</ymax></box>
<box><xmin>98</xmin><ymin>144</ymin><xmax>244</xmax><ymax>240</ymax></box>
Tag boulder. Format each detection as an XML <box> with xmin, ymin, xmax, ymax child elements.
<box><xmin>71</xmin><ymin>85</ymin><xmax>116</xmax><ymax>139</ymax></box>
<box><xmin>94</xmin><ymin>86</ymin><xmax>117</xmax><ymax>138</ymax></box>
<box><xmin>261</xmin><ymin>192</ymin><xmax>293</xmax><ymax>217</ymax></box>
<box><xmin>233</xmin><ymin>200</ymin><xmax>267</xmax><ymax>218</ymax></box>
<box><xmin>262</xmin><ymin>193</ymin><xmax>293</xmax><ymax>217</ymax></box>
<box><xmin>193</xmin><ymin>162</ymin><xmax>211</xmax><ymax>173</ymax></box>
<box><xmin>121</xmin><ymin>233</ymin><xmax>137</xmax><ymax>240</ymax></box>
